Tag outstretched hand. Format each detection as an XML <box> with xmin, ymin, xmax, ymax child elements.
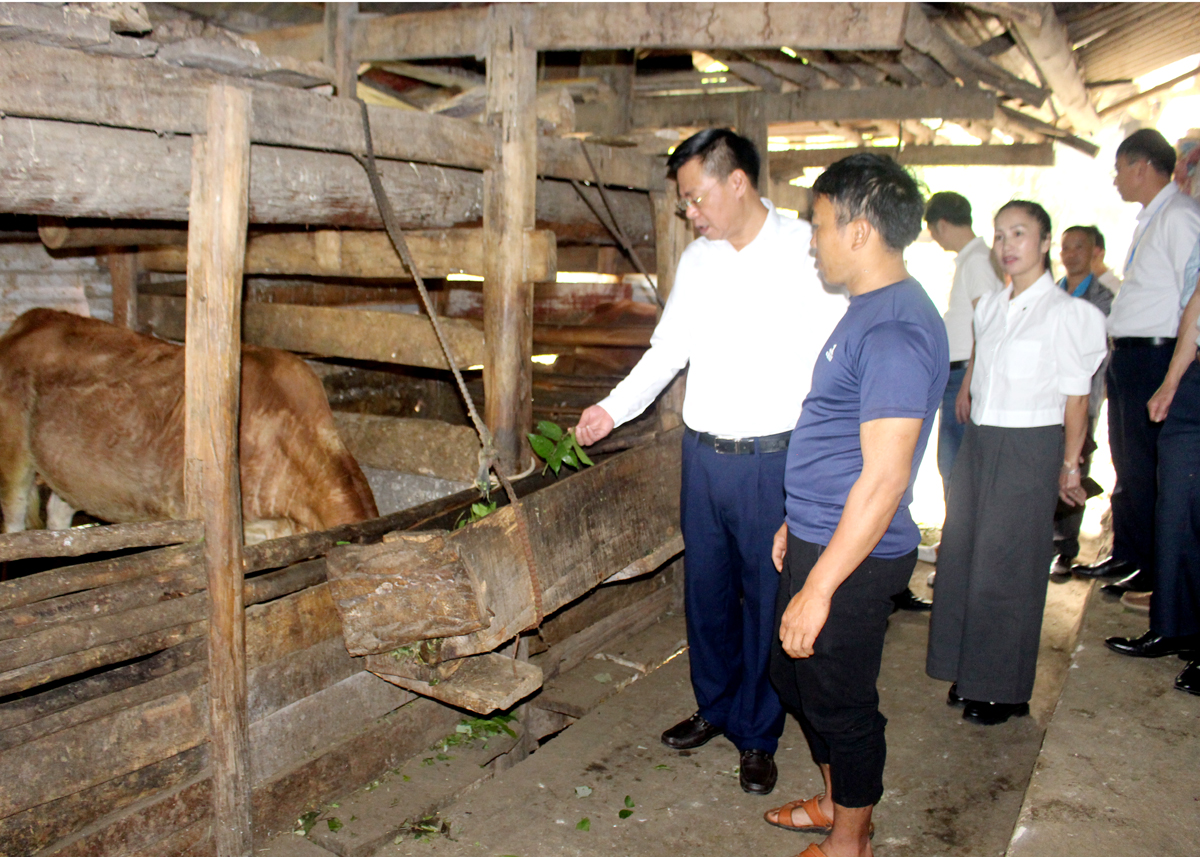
<box><xmin>575</xmin><ymin>405</ymin><xmax>615</xmax><ymax>447</ymax></box>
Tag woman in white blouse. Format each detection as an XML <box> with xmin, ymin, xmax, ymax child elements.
<box><xmin>926</xmin><ymin>200</ymin><xmax>1108</xmax><ymax>725</ymax></box>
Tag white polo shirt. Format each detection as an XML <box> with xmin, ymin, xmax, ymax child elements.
<box><xmin>598</xmin><ymin>200</ymin><xmax>847</xmax><ymax>437</ymax></box>
<box><xmin>1109</xmin><ymin>182</ymin><xmax>1200</xmax><ymax>338</ymax></box>
<box><xmin>944</xmin><ymin>235</ymin><xmax>1004</xmax><ymax>362</ymax></box>
<box><xmin>970</xmin><ymin>272</ymin><xmax>1107</xmax><ymax>428</ymax></box>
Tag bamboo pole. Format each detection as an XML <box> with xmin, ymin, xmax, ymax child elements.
<box><xmin>184</xmin><ymin>84</ymin><xmax>253</xmax><ymax>857</ymax></box>
<box><xmin>482</xmin><ymin>5</ymin><xmax>538</xmax><ymax>472</ymax></box>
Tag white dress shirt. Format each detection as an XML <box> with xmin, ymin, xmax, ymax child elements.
<box><xmin>1109</xmin><ymin>182</ymin><xmax>1200</xmax><ymax>337</ymax></box>
<box><xmin>598</xmin><ymin>200</ymin><xmax>847</xmax><ymax>437</ymax></box>
<box><xmin>970</xmin><ymin>272</ymin><xmax>1107</xmax><ymax>428</ymax></box>
<box><xmin>944</xmin><ymin>235</ymin><xmax>1004</xmax><ymax>362</ymax></box>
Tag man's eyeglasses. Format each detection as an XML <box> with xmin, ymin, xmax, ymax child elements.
<box><xmin>675</xmin><ymin>193</ymin><xmax>708</xmax><ymax>216</ymax></box>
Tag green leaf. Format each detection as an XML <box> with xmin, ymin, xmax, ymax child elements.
<box><xmin>653</xmin><ymin>764</ymin><xmax>671</xmax><ymax>770</ymax></box>
<box><xmin>624</xmin><ymin>795</ymin><xmax>635</xmax><ymax>808</ymax></box>
<box><xmin>576</xmin><ymin>818</ymin><xmax>591</xmax><ymax>831</ymax></box>
<box><xmin>561</xmin><ymin>451</ymin><xmax>579</xmax><ymax>469</ymax></box>
<box><xmin>327</xmin><ymin>817</ymin><xmax>343</xmax><ymax>832</ymax></box>
<box><xmin>618</xmin><ymin>809</ymin><xmax>633</xmax><ymax>819</ymax></box>
<box><xmin>528</xmin><ymin>433</ymin><xmax>557</xmax><ymax>461</ymax></box>
<box><xmin>570</xmin><ymin>434</ymin><xmax>594</xmax><ymax>466</ymax></box>
<box><xmin>536</xmin><ymin>420</ymin><xmax>564</xmax><ymax>442</ymax></box>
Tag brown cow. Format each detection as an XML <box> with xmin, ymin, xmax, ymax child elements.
<box><xmin>0</xmin><ymin>309</ymin><xmax>377</xmax><ymax>542</ymax></box>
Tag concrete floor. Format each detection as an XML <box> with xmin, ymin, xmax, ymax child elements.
<box><xmin>272</xmin><ymin>554</ymin><xmax>1200</xmax><ymax>857</ymax></box>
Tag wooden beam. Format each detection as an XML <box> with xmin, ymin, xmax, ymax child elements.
<box><xmin>1097</xmin><ymin>65</ymin><xmax>1200</xmax><ymax>119</ymax></box>
<box><xmin>995</xmin><ymin>106</ymin><xmax>1099</xmax><ymax>157</ymax></box>
<box><xmin>1012</xmin><ymin>3</ymin><xmax>1099</xmax><ymax>134</ymax></box>
<box><xmin>324</xmin><ymin>2</ymin><xmax>357</xmax><ymax>98</ymax></box>
<box><xmin>769</xmin><ymin>143</ymin><xmax>1056</xmax><ymax>175</ymax></box>
<box><xmin>0</xmin><ymin>520</ymin><xmax>202</xmax><ymax>563</ymax></box>
<box><xmin>0</xmin><ymin>116</ymin><xmax>656</xmax><ymax>238</ymax></box>
<box><xmin>140</xmin><ymin>294</ymin><xmax>486</xmax><ymax>371</ymax></box>
<box><xmin>630</xmin><ymin>86</ymin><xmax>997</xmax><ymax>129</ymax></box>
<box><xmin>737</xmin><ymin>92</ymin><xmax>771</xmax><ymax>198</ymax></box>
<box><xmin>38</xmin><ymin>216</ymin><xmax>188</xmax><ymax>249</ymax></box>
<box><xmin>483</xmin><ymin>5</ymin><xmax>539</xmax><ymax>473</ymax></box>
<box><xmin>332</xmin><ymin>413</ymin><xmax>481</xmax><ymax>483</ymax></box>
<box><xmin>137</xmin><ymin>228</ymin><xmax>557</xmax><ymax>282</ymax></box>
<box><xmin>0</xmin><ymin>41</ymin><xmax>495</xmax><ymax>173</ymax></box>
<box><xmin>333</xmin><ymin>3</ymin><xmax>908</xmax><ymax>60</ymax></box>
<box><xmin>103</xmin><ymin>246</ymin><xmax>139</xmax><ymax>329</ymax></box>
<box><xmin>183</xmin><ymin>84</ymin><xmax>252</xmax><ymax>857</ymax></box>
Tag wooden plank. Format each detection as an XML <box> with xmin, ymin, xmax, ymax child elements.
<box><xmin>770</xmin><ymin>143</ymin><xmax>1056</xmax><ymax>175</ymax></box>
<box><xmin>106</xmin><ymin>245</ymin><xmax>140</xmax><ymax>330</ymax></box>
<box><xmin>373</xmin><ymin>652</ymin><xmax>543</xmax><ymax>715</ymax></box>
<box><xmin>332</xmin><ymin>413</ymin><xmax>481</xmax><ymax>483</ymax></box>
<box><xmin>0</xmin><ymin>747</ymin><xmax>207</xmax><ymax>857</ymax></box>
<box><xmin>246</xmin><ymin>636</ymin><xmax>361</xmax><ymax>723</ymax></box>
<box><xmin>536</xmin><ymin>136</ymin><xmax>662</xmax><ymax>191</ymax></box>
<box><xmin>336</xmin><ymin>3</ymin><xmax>906</xmax><ymax>58</ymax></box>
<box><xmin>533</xmin><ymin>325</ymin><xmax>653</xmax><ymax>348</ymax></box>
<box><xmin>1013</xmin><ymin>2</ymin><xmax>1099</xmax><ymax>133</ymax></box>
<box><xmin>140</xmin><ymin>294</ymin><xmax>487</xmax><ymax>370</ymax></box>
<box><xmin>183</xmin><ymin>83</ymin><xmax>253</xmax><ymax>857</ymax></box>
<box><xmin>0</xmin><ymin>116</ymin><xmax>656</xmax><ymax>237</ymax></box>
<box><xmin>40</xmin><ymin>217</ymin><xmax>188</xmax><ymax>249</ymax></box>
<box><xmin>0</xmin><ymin>40</ymin><xmax>495</xmax><ymax>172</ymax></box>
<box><xmin>0</xmin><ymin>519</ymin><xmax>201</xmax><ymax>563</ymax></box>
<box><xmin>249</xmin><ymin>670</ymin><xmax>415</xmax><ymax>784</ymax></box>
<box><xmin>483</xmin><ymin>4</ymin><xmax>539</xmax><ymax>472</ymax></box>
<box><xmin>630</xmin><ymin>85</ymin><xmax>998</xmax><ymax>129</ymax></box>
<box><xmin>137</xmin><ymin>228</ymin><xmax>557</xmax><ymax>282</ymax></box>
<box><xmin>325</xmin><ymin>1</ymin><xmax>357</xmax><ymax>99</ymax></box>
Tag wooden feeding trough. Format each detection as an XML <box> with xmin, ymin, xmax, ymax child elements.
<box><xmin>327</xmin><ymin>427</ymin><xmax>683</xmax><ymax>714</ymax></box>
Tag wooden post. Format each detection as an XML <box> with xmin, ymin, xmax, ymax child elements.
<box><xmin>650</xmin><ymin>183</ymin><xmax>691</xmax><ymax>432</ymax></box>
<box><xmin>482</xmin><ymin>5</ymin><xmax>537</xmax><ymax>472</ymax></box>
<box><xmin>103</xmin><ymin>247</ymin><xmax>138</xmax><ymax>329</ymax></box>
<box><xmin>324</xmin><ymin>2</ymin><xmax>357</xmax><ymax>99</ymax></box>
<box><xmin>736</xmin><ymin>92</ymin><xmax>771</xmax><ymax>199</ymax></box>
<box><xmin>184</xmin><ymin>84</ymin><xmax>252</xmax><ymax>857</ymax></box>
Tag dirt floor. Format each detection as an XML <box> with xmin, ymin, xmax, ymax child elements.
<box><xmin>264</xmin><ymin>554</ymin><xmax>1200</xmax><ymax>857</ymax></box>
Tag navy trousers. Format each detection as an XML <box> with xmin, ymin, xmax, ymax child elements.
<box><xmin>680</xmin><ymin>428</ymin><xmax>787</xmax><ymax>754</ymax></box>
<box><xmin>1107</xmin><ymin>343</ymin><xmax>1174</xmax><ymax>581</ymax></box>
<box><xmin>1151</xmin><ymin>360</ymin><xmax>1200</xmax><ymax>638</ymax></box>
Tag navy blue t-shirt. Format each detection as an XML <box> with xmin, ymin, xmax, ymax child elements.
<box><xmin>784</xmin><ymin>278</ymin><xmax>949</xmax><ymax>558</ymax></box>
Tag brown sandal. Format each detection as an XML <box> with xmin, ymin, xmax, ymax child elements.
<box><xmin>764</xmin><ymin>794</ymin><xmax>834</xmax><ymax>834</ymax></box>
<box><xmin>794</xmin><ymin>846</ymin><xmax>828</xmax><ymax>857</ymax></box>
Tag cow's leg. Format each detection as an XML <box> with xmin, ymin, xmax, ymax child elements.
<box><xmin>0</xmin><ymin>430</ymin><xmax>36</xmax><ymax>534</ymax></box>
<box><xmin>46</xmin><ymin>491</ymin><xmax>76</xmax><ymax>530</ymax></box>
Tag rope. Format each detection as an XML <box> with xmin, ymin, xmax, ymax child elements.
<box><xmin>352</xmin><ymin>100</ymin><xmax>544</xmax><ymax>626</ymax></box>
<box><xmin>569</xmin><ymin>141</ymin><xmax>663</xmax><ymax>308</ymax></box>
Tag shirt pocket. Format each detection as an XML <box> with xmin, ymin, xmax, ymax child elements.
<box><xmin>1004</xmin><ymin>339</ymin><xmax>1042</xmax><ymax>379</ymax></box>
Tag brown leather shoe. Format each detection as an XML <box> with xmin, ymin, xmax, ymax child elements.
<box><xmin>738</xmin><ymin>748</ymin><xmax>777</xmax><ymax>795</ymax></box>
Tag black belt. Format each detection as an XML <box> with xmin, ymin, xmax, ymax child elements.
<box><xmin>687</xmin><ymin>427</ymin><xmax>791</xmax><ymax>454</ymax></box>
<box><xmin>1111</xmin><ymin>336</ymin><xmax>1176</xmax><ymax>349</ymax></box>
<box><xmin>949</xmin><ymin>360</ymin><xmax>969</xmax><ymax>371</ymax></box>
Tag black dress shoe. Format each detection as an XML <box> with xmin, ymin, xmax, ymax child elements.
<box><xmin>1176</xmin><ymin>661</ymin><xmax>1200</xmax><ymax>696</ymax></box>
<box><xmin>1101</xmin><ymin>569</ymin><xmax>1154</xmax><ymax>595</ymax></box>
<box><xmin>1072</xmin><ymin>556</ymin><xmax>1135</xmax><ymax>579</ymax></box>
<box><xmin>661</xmin><ymin>712</ymin><xmax>723</xmax><ymax>750</ymax></box>
<box><xmin>947</xmin><ymin>682</ymin><xmax>965</xmax><ymax>707</ymax></box>
<box><xmin>1104</xmin><ymin>630</ymin><xmax>1200</xmax><ymax>658</ymax></box>
<box><xmin>891</xmin><ymin>587</ymin><xmax>932</xmax><ymax>612</ymax></box>
<box><xmin>962</xmin><ymin>700</ymin><xmax>1029</xmax><ymax>725</ymax></box>
<box><xmin>738</xmin><ymin>748</ymin><xmax>777</xmax><ymax>795</ymax></box>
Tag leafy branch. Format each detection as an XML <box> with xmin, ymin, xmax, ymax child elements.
<box><xmin>527</xmin><ymin>420</ymin><xmax>594</xmax><ymax>476</ymax></box>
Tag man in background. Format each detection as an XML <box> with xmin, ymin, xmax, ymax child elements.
<box><xmin>1052</xmin><ymin>226</ymin><xmax>1116</xmax><ymax>574</ymax></box>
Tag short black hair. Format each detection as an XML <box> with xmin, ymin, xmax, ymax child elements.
<box><xmin>925</xmin><ymin>191</ymin><xmax>972</xmax><ymax>228</ymax></box>
<box><xmin>1064</xmin><ymin>224</ymin><xmax>1104</xmax><ymax>251</ymax></box>
<box><xmin>812</xmin><ymin>153</ymin><xmax>925</xmax><ymax>252</ymax></box>
<box><xmin>1117</xmin><ymin>128</ymin><xmax>1176</xmax><ymax>177</ymax></box>
<box><xmin>666</xmin><ymin>128</ymin><xmax>761</xmax><ymax>190</ymax></box>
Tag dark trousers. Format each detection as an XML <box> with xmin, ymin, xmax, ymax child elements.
<box><xmin>1107</xmin><ymin>344</ymin><xmax>1174</xmax><ymax>581</ymax></box>
<box><xmin>937</xmin><ymin>366</ymin><xmax>968</xmax><ymax>503</ymax></box>
<box><xmin>770</xmin><ymin>534</ymin><xmax>915</xmax><ymax>808</ymax></box>
<box><xmin>680</xmin><ymin>429</ymin><xmax>787</xmax><ymax>753</ymax></box>
<box><xmin>1053</xmin><ymin>416</ymin><xmax>1097</xmax><ymax>562</ymax></box>
<box><xmin>1151</xmin><ymin>360</ymin><xmax>1200</xmax><ymax>638</ymax></box>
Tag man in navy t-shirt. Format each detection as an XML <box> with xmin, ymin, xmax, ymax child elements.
<box><xmin>762</xmin><ymin>154</ymin><xmax>948</xmax><ymax>856</ymax></box>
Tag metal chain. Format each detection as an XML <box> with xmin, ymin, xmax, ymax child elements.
<box><xmin>352</xmin><ymin>100</ymin><xmax>544</xmax><ymax>626</ymax></box>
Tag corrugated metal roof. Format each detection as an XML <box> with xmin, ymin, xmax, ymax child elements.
<box><xmin>1060</xmin><ymin>2</ymin><xmax>1200</xmax><ymax>83</ymax></box>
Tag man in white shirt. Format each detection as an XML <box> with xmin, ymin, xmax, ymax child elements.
<box><xmin>925</xmin><ymin>193</ymin><xmax>1005</xmax><ymax>506</ymax></box>
<box><xmin>574</xmin><ymin>129</ymin><xmax>846</xmax><ymax>795</ymax></box>
<box><xmin>1075</xmin><ymin>129</ymin><xmax>1200</xmax><ymax>600</ymax></box>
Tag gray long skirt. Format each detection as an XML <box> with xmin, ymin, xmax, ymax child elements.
<box><xmin>926</xmin><ymin>421</ymin><xmax>1064</xmax><ymax>704</ymax></box>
